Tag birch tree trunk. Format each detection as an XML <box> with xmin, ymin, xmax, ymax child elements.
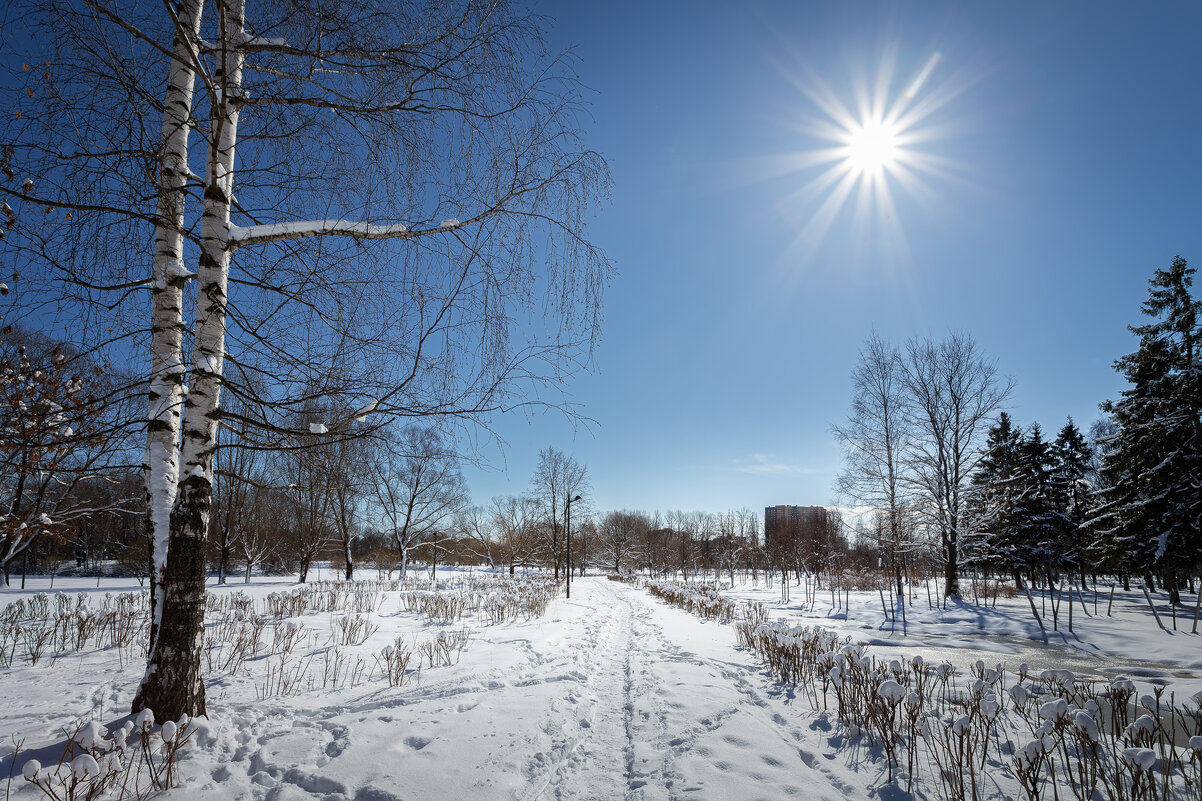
<box><xmin>134</xmin><ymin>0</ymin><xmax>245</xmax><ymax>722</ymax></box>
<box><xmin>144</xmin><ymin>0</ymin><xmax>204</xmax><ymax>656</ymax></box>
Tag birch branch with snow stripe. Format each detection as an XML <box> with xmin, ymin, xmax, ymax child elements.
<box><xmin>227</xmin><ymin>218</ymin><xmax>468</xmax><ymax>248</ymax></box>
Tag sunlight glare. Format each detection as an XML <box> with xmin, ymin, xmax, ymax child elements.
<box><xmin>846</xmin><ymin>120</ymin><xmax>899</xmax><ymax>173</ymax></box>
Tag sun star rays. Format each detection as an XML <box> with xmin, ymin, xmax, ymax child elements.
<box><xmin>774</xmin><ymin>49</ymin><xmax>961</xmax><ymax>260</ymax></box>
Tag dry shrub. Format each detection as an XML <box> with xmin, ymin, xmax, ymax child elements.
<box><xmin>739</xmin><ymin>619</ymin><xmax>1202</xmax><ymax>800</ymax></box>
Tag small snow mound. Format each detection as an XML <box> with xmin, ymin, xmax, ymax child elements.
<box><xmin>1121</xmin><ymin>748</ymin><xmax>1156</xmax><ymax>770</ymax></box>
<box><xmin>73</xmin><ymin>721</ymin><xmax>107</xmax><ymax>749</ymax></box>
<box><xmin>71</xmin><ymin>754</ymin><xmax>100</xmax><ymax>781</ymax></box>
<box><xmin>1039</xmin><ymin>698</ymin><xmax>1068</xmax><ymax>722</ymax></box>
<box><xmin>877</xmin><ymin>680</ymin><xmax>905</xmax><ymax>702</ymax></box>
<box><xmin>1073</xmin><ymin>710</ymin><xmax>1099</xmax><ymax>742</ymax></box>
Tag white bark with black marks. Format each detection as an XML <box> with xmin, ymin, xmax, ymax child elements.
<box><xmin>145</xmin><ymin>0</ymin><xmax>205</xmax><ymax>656</ymax></box>
<box><xmin>136</xmin><ymin>0</ymin><xmax>245</xmax><ymax>722</ymax></box>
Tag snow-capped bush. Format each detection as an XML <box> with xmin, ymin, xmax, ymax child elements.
<box><xmin>728</xmin><ymin>613</ymin><xmax>1202</xmax><ymax>801</ymax></box>
<box><xmin>646</xmin><ymin>580</ymin><xmax>740</xmax><ymax>622</ymax></box>
<box><xmin>23</xmin><ymin>713</ymin><xmax>206</xmax><ymax>801</ymax></box>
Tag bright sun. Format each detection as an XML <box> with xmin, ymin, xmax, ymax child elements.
<box><xmin>770</xmin><ymin>49</ymin><xmax>954</xmax><ymax>256</ymax></box>
<box><xmin>845</xmin><ymin>119</ymin><xmax>900</xmax><ymax>173</ymax></box>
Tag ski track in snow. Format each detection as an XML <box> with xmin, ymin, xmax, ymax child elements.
<box><xmin>183</xmin><ymin>578</ymin><xmax>857</xmax><ymax>801</ymax></box>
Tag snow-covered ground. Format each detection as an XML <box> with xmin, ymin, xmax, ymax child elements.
<box><xmin>1</xmin><ymin>573</ymin><xmax>1200</xmax><ymax>800</ymax></box>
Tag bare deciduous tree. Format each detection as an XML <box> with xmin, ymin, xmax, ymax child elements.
<box><xmin>490</xmin><ymin>495</ymin><xmax>540</xmax><ymax>575</ymax></box>
<box><xmin>900</xmin><ymin>333</ymin><xmax>1012</xmax><ymax>598</ymax></box>
<box><xmin>280</xmin><ymin>422</ymin><xmax>336</xmax><ymax>585</ymax></box>
<box><xmin>211</xmin><ymin>427</ymin><xmax>254</xmax><ymax>586</ymax></box>
<box><xmin>529</xmin><ymin>448</ymin><xmax>588</xmax><ymax>579</ymax></box>
<box><xmin>833</xmin><ymin>332</ymin><xmax>917</xmax><ymax>596</ymax></box>
<box><xmin>318</xmin><ymin>432</ymin><xmax>368</xmax><ymax>581</ymax></box>
<box><xmin>456</xmin><ymin>505</ymin><xmax>499</xmax><ymax>570</ymax></box>
<box><xmin>0</xmin><ymin>330</ymin><xmax>137</xmax><ymax>585</ymax></box>
<box><xmin>714</xmin><ymin>510</ymin><xmax>749</xmax><ymax>585</ymax></box>
<box><xmin>597</xmin><ymin>509</ymin><xmax>647</xmax><ymax>576</ymax></box>
<box><xmin>574</xmin><ymin>515</ymin><xmax>596</xmax><ymax>577</ymax></box>
<box><xmin>371</xmin><ymin>425</ymin><xmax>468</xmax><ymax>580</ymax></box>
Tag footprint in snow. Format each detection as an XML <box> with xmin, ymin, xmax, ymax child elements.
<box><xmin>354</xmin><ymin>787</ymin><xmax>404</xmax><ymax>801</ymax></box>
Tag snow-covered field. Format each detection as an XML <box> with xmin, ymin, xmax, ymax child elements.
<box><xmin>1</xmin><ymin>572</ymin><xmax>1200</xmax><ymax>800</ymax></box>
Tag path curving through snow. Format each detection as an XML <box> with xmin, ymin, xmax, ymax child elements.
<box><xmin>191</xmin><ymin>577</ymin><xmax>853</xmax><ymax>801</ymax></box>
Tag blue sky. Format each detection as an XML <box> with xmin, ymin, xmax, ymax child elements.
<box><xmin>462</xmin><ymin>1</ymin><xmax>1202</xmax><ymax>516</ymax></box>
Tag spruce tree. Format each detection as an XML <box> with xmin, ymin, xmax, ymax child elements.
<box><xmin>1093</xmin><ymin>256</ymin><xmax>1202</xmax><ymax>603</ymax></box>
<box><xmin>1011</xmin><ymin>423</ymin><xmax>1068</xmax><ymax>587</ymax></box>
<box><xmin>1052</xmin><ymin>418</ymin><xmax>1093</xmax><ymax>585</ymax></box>
<box><xmin>965</xmin><ymin>412</ymin><xmax>1026</xmax><ymax>585</ymax></box>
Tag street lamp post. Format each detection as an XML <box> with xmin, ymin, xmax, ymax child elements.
<box><xmin>566</xmin><ymin>494</ymin><xmax>582</xmax><ymax>599</ymax></box>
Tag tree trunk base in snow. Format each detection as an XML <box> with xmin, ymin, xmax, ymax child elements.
<box><xmin>133</xmin><ymin>496</ymin><xmax>209</xmax><ymax>723</ymax></box>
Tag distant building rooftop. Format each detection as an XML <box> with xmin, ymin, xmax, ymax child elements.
<box><xmin>763</xmin><ymin>505</ymin><xmax>827</xmax><ymax>546</ymax></box>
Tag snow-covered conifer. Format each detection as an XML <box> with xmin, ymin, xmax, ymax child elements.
<box><xmin>1091</xmin><ymin>256</ymin><xmax>1202</xmax><ymax>602</ymax></box>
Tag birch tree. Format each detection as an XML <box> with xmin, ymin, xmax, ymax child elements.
<box><xmin>6</xmin><ymin>0</ymin><xmax>610</xmax><ymax>721</ymax></box>
<box><xmin>7</xmin><ymin>0</ymin><xmax>610</xmax><ymax>716</ymax></box>
<box><xmin>0</xmin><ymin>0</ymin><xmax>204</xmax><ymax>644</ymax></box>
<box><xmin>144</xmin><ymin>0</ymin><xmax>206</xmax><ymax>659</ymax></box>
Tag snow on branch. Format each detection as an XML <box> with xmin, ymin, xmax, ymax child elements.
<box><xmin>229</xmin><ymin>31</ymin><xmax>287</xmax><ymax>48</ymax></box>
<box><xmin>352</xmin><ymin>398</ymin><xmax>379</xmax><ymax>423</ymax></box>
<box><xmin>228</xmin><ymin>217</ymin><xmax>465</xmax><ymax>248</ymax></box>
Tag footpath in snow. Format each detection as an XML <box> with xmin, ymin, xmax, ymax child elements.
<box><xmin>175</xmin><ymin>576</ymin><xmax>851</xmax><ymax>801</ymax></box>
